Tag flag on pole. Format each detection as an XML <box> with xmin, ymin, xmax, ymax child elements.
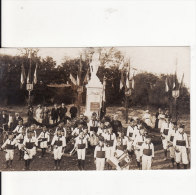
<box><xmin>101</xmin><ymin>77</ymin><xmax>106</xmax><ymax>119</ymax></box>
<box><xmin>20</xmin><ymin>63</ymin><xmax>26</xmax><ymax>88</ymax></box>
<box><xmin>165</xmin><ymin>77</ymin><xmax>169</xmax><ymax>92</ymax></box>
<box><xmin>76</xmin><ymin>74</ymin><xmax>80</xmax><ymax>86</ymax></box>
<box><xmin>132</xmin><ymin>75</ymin><xmax>135</xmax><ymax>89</ymax></box>
<box><xmin>120</xmin><ymin>71</ymin><xmax>124</xmax><ymax>90</ymax></box>
<box><xmin>69</xmin><ymin>74</ymin><xmax>77</xmax><ymax>85</ymax></box>
<box><xmin>79</xmin><ymin>54</ymin><xmax>83</xmax><ymax>72</ymax></box>
<box><xmin>126</xmin><ymin>75</ymin><xmax>130</xmax><ymax>89</ymax></box>
<box><xmin>27</xmin><ymin>64</ymin><xmax>32</xmax><ymax>84</ymax></box>
<box><xmin>179</xmin><ymin>73</ymin><xmax>184</xmax><ymax>89</ymax></box>
<box><xmin>102</xmin><ymin>77</ymin><xmax>106</xmax><ymax>102</ymax></box>
<box><xmin>128</xmin><ymin>58</ymin><xmax>132</xmax><ymax>80</ymax></box>
<box><xmin>119</xmin><ymin>60</ymin><xmax>124</xmax><ymax>70</ymax></box>
<box><xmin>27</xmin><ymin>51</ymin><xmax>32</xmax><ymax>84</ymax></box>
<box><xmin>83</xmin><ymin>68</ymin><xmax>90</xmax><ymax>84</ymax></box>
<box><xmin>77</xmin><ymin>54</ymin><xmax>83</xmax><ymax>86</ymax></box>
<box><xmin>172</xmin><ymin>81</ymin><xmax>176</xmax><ymax>89</ymax></box>
<box><xmin>33</xmin><ymin>63</ymin><xmax>38</xmax><ymax>84</ymax></box>
<box><xmin>120</xmin><ymin>80</ymin><xmax>123</xmax><ymax>90</ymax></box>
<box><xmin>27</xmin><ymin>52</ymin><xmax>31</xmax><ymax>59</ymax></box>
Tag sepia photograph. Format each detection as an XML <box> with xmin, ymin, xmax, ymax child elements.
<box><xmin>0</xmin><ymin>47</ymin><xmax>190</xmax><ymax>171</ymax></box>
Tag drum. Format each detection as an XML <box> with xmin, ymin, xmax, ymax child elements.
<box><xmin>118</xmin><ymin>153</ymin><xmax>131</xmax><ymax>170</ymax></box>
<box><xmin>107</xmin><ymin>152</ymin><xmax>131</xmax><ymax>170</ymax></box>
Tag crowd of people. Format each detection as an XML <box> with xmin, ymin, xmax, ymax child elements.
<box><xmin>0</xmin><ymin>104</ymin><xmax>191</xmax><ymax>171</ymax></box>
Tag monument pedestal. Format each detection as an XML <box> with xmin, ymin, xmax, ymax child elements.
<box><xmin>84</xmin><ymin>76</ymin><xmax>103</xmax><ymax>119</ymax></box>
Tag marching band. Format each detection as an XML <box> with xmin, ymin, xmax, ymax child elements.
<box><xmin>0</xmin><ymin>105</ymin><xmax>190</xmax><ymax>171</ymax></box>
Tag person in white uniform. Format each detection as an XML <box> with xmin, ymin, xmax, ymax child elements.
<box><xmin>158</xmin><ymin>110</ymin><xmax>165</xmax><ymax>129</ymax></box>
<box><xmin>51</xmin><ymin>128</ymin><xmax>66</xmax><ymax>170</ymax></box>
<box><xmin>94</xmin><ymin>136</ymin><xmax>107</xmax><ymax>170</ymax></box>
<box><xmin>15</xmin><ymin>127</ymin><xmax>26</xmax><ymax>160</ymax></box>
<box><xmin>126</xmin><ymin>119</ymin><xmax>136</xmax><ymax>157</ymax></box>
<box><xmin>104</xmin><ymin>125</ymin><xmax>116</xmax><ymax>160</ymax></box>
<box><xmin>167</xmin><ymin>121</ymin><xmax>178</xmax><ymax>167</ymax></box>
<box><xmin>133</xmin><ymin>127</ymin><xmax>146</xmax><ymax>169</ymax></box>
<box><xmin>143</xmin><ymin>110</ymin><xmax>152</xmax><ymax>127</ymax></box>
<box><xmin>35</xmin><ymin>104</ymin><xmax>43</xmax><ymax>123</ymax></box>
<box><xmin>23</xmin><ymin>131</ymin><xmax>38</xmax><ymax>170</ymax></box>
<box><xmin>97</xmin><ymin>122</ymin><xmax>106</xmax><ymax>137</ymax></box>
<box><xmin>13</xmin><ymin>119</ymin><xmax>24</xmax><ymax>136</ymax></box>
<box><xmin>1</xmin><ymin>132</ymin><xmax>17</xmax><ymax>169</ymax></box>
<box><xmin>141</xmin><ymin>136</ymin><xmax>154</xmax><ymax>170</ymax></box>
<box><xmin>173</xmin><ymin>124</ymin><xmax>189</xmax><ymax>169</ymax></box>
<box><xmin>160</xmin><ymin>117</ymin><xmax>172</xmax><ymax>160</ymax></box>
<box><xmin>38</xmin><ymin>126</ymin><xmax>50</xmax><ymax>158</ymax></box>
<box><xmin>74</xmin><ymin>131</ymin><xmax>88</xmax><ymax>170</ymax></box>
<box><xmin>88</xmin><ymin>112</ymin><xmax>99</xmax><ymax>136</ymax></box>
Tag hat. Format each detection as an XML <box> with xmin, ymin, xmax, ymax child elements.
<box><xmin>99</xmin><ymin>136</ymin><xmax>104</xmax><ymax>142</ymax></box>
<box><xmin>179</xmin><ymin>124</ymin><xmax>185</xmax><ymax>129</ymax></box>
<box><xmin>173</xmin><ymin>121</ymin><xmax>177</xmax><ymax>126</ymax></box>
<box><xmin>27</xmin><ymin>129</ymin><xmax>33</xmax><ymax>133</ymax></box>
<box><xmin>92</xmin><ymin>112</ymin><xmax>97</xmax><ymax>116</ymax></box>
<box><xmin>106</xmin><ymin>124</ymin><xmax>112</xmax><ymax>129</ymax></box>
<box><xmin>130</xmin><ymin>118</ymin><xmax>134</xmax><ymax>122</ymax></box>
<box><xmin>145</xmin><ymin>110</ymin><xmax>149</xmax><ymax>113</ymax></box>
<box><xmin>117</xmin><ymin>127</ymin><xmax>123</xmax><ymax>132</ymax></box>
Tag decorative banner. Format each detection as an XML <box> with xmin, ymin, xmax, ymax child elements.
<box><xmin>172</xmin><ymin>89</ymin><xmax>180</xmax><ymax>99</ymax></box>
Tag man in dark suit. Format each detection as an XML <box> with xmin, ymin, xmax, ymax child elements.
<box><xmin>51</xmin><ymin>104</ymin><xmax>59</xmax><ymax>124</ymax></box>
<box><xmin>110</xmin><ymin>114</ymin><xmax>122</xmax><ymax>136</ymax></box>
<box><xmin>70</xmin><ymin>105</ymin><xmax>78</xmax><ymax>119</ymax></box>
<box><xmin>0</xmin><ymin>110</ymin><xmax>9</xmax><ymax>131</ymax></box>
<box><xmin>58</xmin><ymin>103</ymin><xmax>67</xmax><ymax>121</ymax></box>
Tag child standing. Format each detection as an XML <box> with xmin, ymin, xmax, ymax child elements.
<box><xmin>38</xmin><ymin>126</ymin><xmax>50</xmax><ymax>158</ymax></box>
<box><xmin>1</xmin><ymin>132</ymin><xmax>17</xmax><ymax>169</ymax></box>
<box><xmin>75</xmin><ymin>131</ymin><xmax>88</xmax><ymax>170</ymax></box>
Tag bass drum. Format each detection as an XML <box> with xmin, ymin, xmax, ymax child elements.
<box><xmin>107</xmin><ymin>152</ymin><xmax>131</xmax><ymax>170</ymax></box>
<box><xmin>118</xmin><ymin>153</ymin><xmax>131</xmax><ymax>170</ymax></box>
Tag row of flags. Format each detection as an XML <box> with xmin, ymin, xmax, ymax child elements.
<box><xmin>20</xmin><ymin>62</ymin><xmax>38</xmax><ymax>88</ymax></box>
<box><xmin>69</xmin><ymin>68</ymin><xmax>90</xmax><ymax>87</ymax></box>
<box><xmin>165</xmin><ymin>72</ymin><xmax>184</xmax><ymax>92</ymax></box>
<box><xmin>119</xmin><ymin>59</ymin><xmax>135</xmax><ymax>90</ymax></box>
<box><xmin>69</xmin><ymin>55</ymin><xmax>90</xmax><ymax>87</ymax></box>
<box><xmin>69</xmin><ymin>57</ymin><xmax>135</xmax><ymax>109</ymax></box>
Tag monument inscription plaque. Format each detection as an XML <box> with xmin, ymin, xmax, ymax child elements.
<box><xmin>90</xmin><ymin>102</ymin><xmax>100</xmax><ymax>111</ymax></box>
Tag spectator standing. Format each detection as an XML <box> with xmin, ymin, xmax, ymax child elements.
<box><xmin>58</xmin><ymin>103</ymin><xmax>67</xmax><ymax>121</ymax></box>
<box><xmin>27</xmin><ymin>106</ymin><xmax>34</xmax><ymax>126</ymax></box>
<box><xmin>51</xmin><ymin>103</ymin><xmax>59</xmax><ymax>124</ymax></box>
<box><xmin>43</xmin><ymin>105</ymin><xmax>50</xmax><ymax>125</ymax></box>
<box><xmin>35</xmin><ymin>105</ymin><xmax>43</xmax><ymax>123</ymax></box>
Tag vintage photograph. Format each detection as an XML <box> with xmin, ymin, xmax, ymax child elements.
<box><xmin>0</xmin><ymin>47</ymin><xmax>190</xmax><ymax>171</ymax></box>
